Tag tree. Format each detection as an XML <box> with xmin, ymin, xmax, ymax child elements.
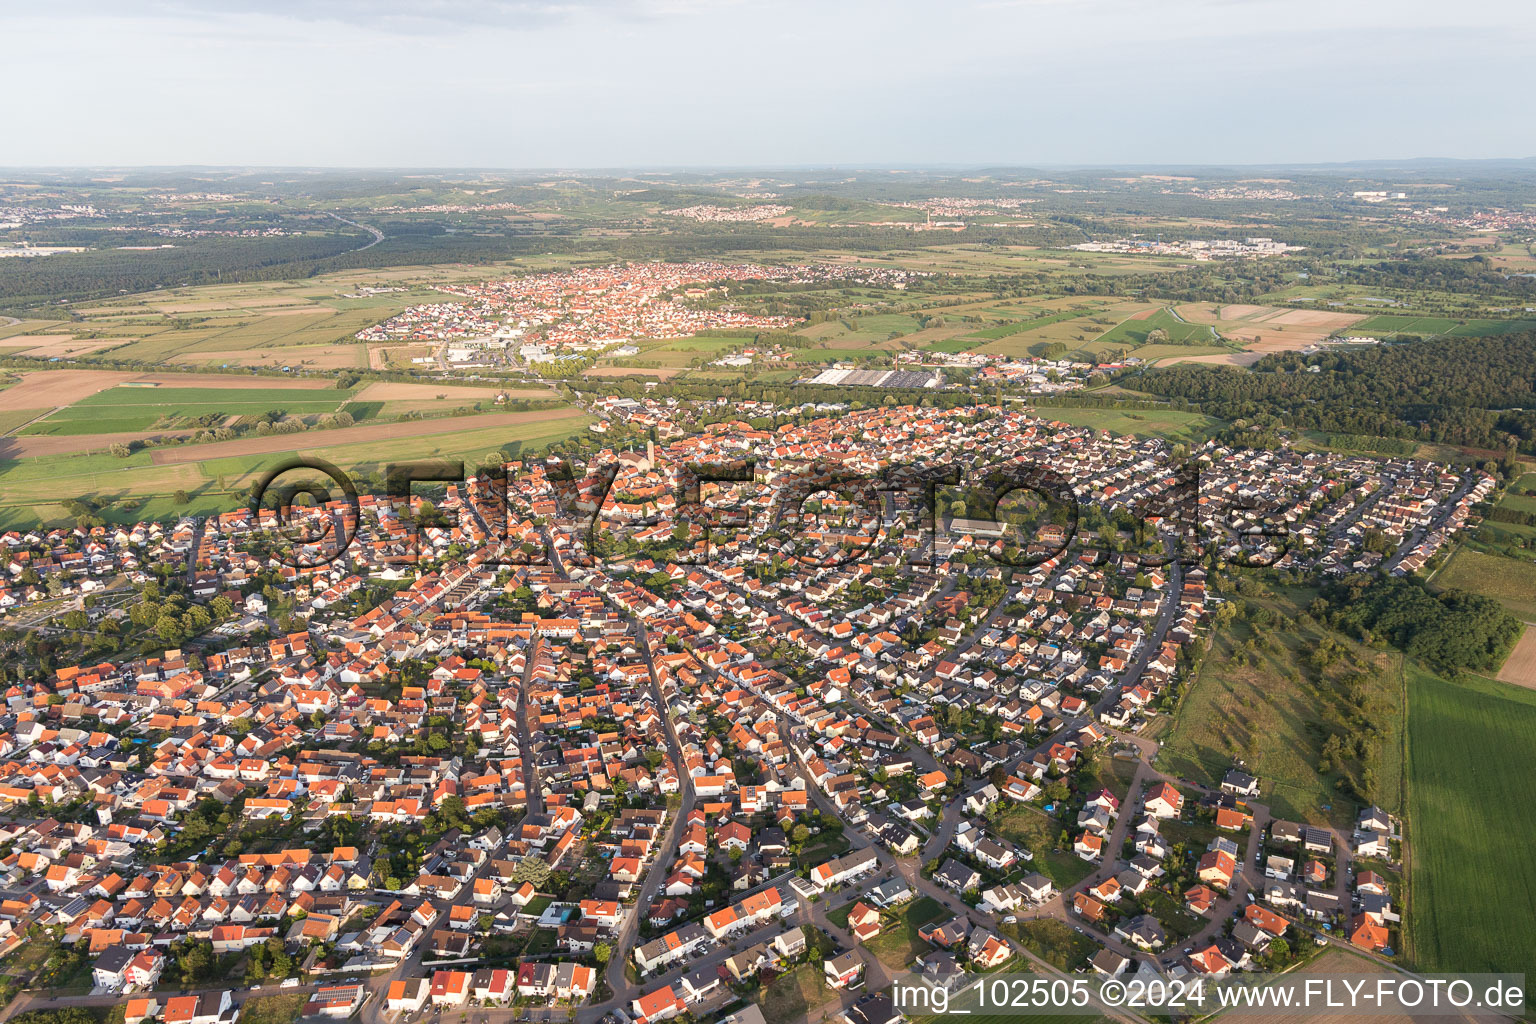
<box><xmin>512</xmin><ymin>855</ymin><xmax>552</xmax><ymax>888</ymax></box>
<box><xmin>594</xmin><ymin>942</ymin><xmax>612</xmax><ymax>964</ymax></box>
<box><xmin>155</xmin><ymin>614</ymin><xmax>185</xmax><ymax>644</ymax></box>
<box><xmin>1042</xmin><ymin>778</ymin><xmax>1069</xmax><ymax>805</ymax></box>
<box><xmin>176</xmin><ymin>940</ymin><xmax>215</xmax><ymax>985</ymax></box>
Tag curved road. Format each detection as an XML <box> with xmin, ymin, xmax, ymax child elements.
<box><xmin>326</xmin><ymin>211</ymin><xmax>386</xmax><ymax>252</ymax></box>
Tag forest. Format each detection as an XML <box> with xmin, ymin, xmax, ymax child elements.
<box><xmin>1317</xmin><ymin>574</ymin><xmax>1522</xmax><ymax>675</ymax></box>
<box><xmin>1341</xmin><ymin>254</ymin><xmax>1536</xmax><ymax>299</ymax></box>
<box><xmin>1136</xmin><ymin>335</ymin><xmax>1536</xmax><ymax>453</ymax></box>
<box><xmin>0</xmin><ymin>231</ymin><xmax>369</xmax><ymax>309</ymax></box>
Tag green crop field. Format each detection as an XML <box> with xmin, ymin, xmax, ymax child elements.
<box><xmin>1128</xmin><ymin>343</ymin><xmax>1234</xmax><ymax>361</ymax></box>
<box><xmin>1406</xmin><ymin>666</ymin><xmax>1536</xmax><ymax>979</ymax></box>
<box><xmin>854</xmin><ymin>313</ymin><xmax>921</xmax><ymax>334</ymax></box>
<box><xmin>1026</xmin><ymin>405</ymin><xmax>1225</xmax><ymax>444</ymax></box>
<box><xmin>0</xmin><ymin>409</ymin><xmax>591</xmax><ymax>528</ymax></box>
<box><xmin>1352</xmin><ymin>315</ymin><xmax>1536</xmax><ymax>338</ymax></box>
<box><xmin>961</xmin><ymin>309</ymin><xmax>1086</xmax><ymax>342</ymax></box>
<box><xmin>0</xmin><ymin>319</ymin><xmax>68</xmax><ymax>340</ymax></box>
<box><xmin>1435</xmin><ymin>547</ymin><xmax>1536</xmax><ymax>622</ymax></box>
<box><xmin>339</xmin><ymin>400</ymin><xmax>384</xmax><ymax>422</ymax></box>
<box><xmin>0</xmin><ymin>409</ymin><xmax>40</xmax><ymax>435</ymax></box>
<box><xmin>19</xmin><ymin>385</ymin><xmax>352</xmax><ymax>435</ymax></box>
<box><xmin>1471</xmin><ymin>475</ymin><xmax>1536</xmax><ymax>553</ymax></box>
<box><xmin>927</xmin><ymin>334</ymin><xmax>994</xmax><ymax>354</ymax></box>
<box><xmin>1351</xmin><ymin>315</ymin><xmax>1458</xmax><ymax>334</ymax></box>
<box><xmin>1090</xmin><ymin>307</ymin><xmax>1220</xmax><ymax>348</ymax></box>
<box><xmin>1446</xmin><ymin>318</ymin><xmax>1536</xmax><ymax>337</ymax></box>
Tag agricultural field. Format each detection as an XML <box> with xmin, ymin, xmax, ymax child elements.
<box><xmin>150</xmin><ymin>408</ymin><xmax>589</xmax><ymax>472</ymax></box>
<box><xmin>347</xmin><ymin>380</ymin><xmax>555</xmax><ymax>418</ymax></box>
<box><xmin>899</xmin><ymin>325</ymin><xmax>973</xmax><ymax>350</ymax></box>
<box><xmin>792</xmin><ymin>318</ymin><xmax>901</xmax><ymax>350</ymax></box>
<box><xmin>1163</xmin><ymin>303</ymin><xmax>1366</xmax><ymax>365</ymax></box>
<box><xmin>1433</xmin><ymin>547</ymin><xmax>1536</xmax><ymax>622</ymax></box>
<box><xmin>15</xmin><ymin>265</ymin><xmax>517</xmax><ymax>370</ymax></box>
<box><xmin>971</xmin><ymin>299</ymin><xmax>1156</xmax><ymax>359</ymax></box>
<box><xmin>0</xmin><ymin>318</ymin><xmax>69</xmax><ymax>341</ymax></box>
<box><xmin>681</xmin><ymin>368</ymin><xmax>800</xmax><ymax>384</ymax></box>
<box><xmin>1496</xmin><ymin>473</ymin><xmax>1536</xmax><ymax>514</ymax></box>
<box><xmin>0</xmin><ymin>334</ymin><xmax>136</xmax><ymax>359</ymax></box>
<box><xmin>1128</xmin><ymin>342</ymin><xmax>1235</xmax><ymax>362</ymax></box>
<box><xmin>1026</xmin><ymin>405</ymin><xmax>1225</xmax><ymax>444</ymax></box>
<box><xmin>804</xmin><ymin>244</ymin><xmax>1195</xmax><ymax>278</ymax></box>
<box><xmin>0</xmin><ymin>369</ymin><xmax>189</xmax><ymax>411</ymax></box>
<box><xmin>1494</xmin><ymin>626</ymin><xmax>1536</xmax><ymax>690</ymax></box>
<box><xmin>1450</xmin><ymin>240</ymin><xmax>1536</xmax><ymax>274</ymax></box>
<box><xmin>1467</xmin><ymin>514</ymin><xmax>1536</xmax><ymax>554</ymax></box>
<box><xmin>1466</xmin><ymin>473</ymin><xmax>1536</xmax><ymax>558</ymax></box>
<box><xmin>1405</xmin><ymin>665</ymin><xmax>1536</xmax><ymax>980</ymax></box>
<box><xmin>368</xmin><ymin>342</ymin><xmax>436</xmax><ymax>370</ymax></box>
<box><xmin>0</xmin><ymin>408</ymin><xmax>592</xmax><ymax>528</ymax></box>
<box><xmin>1351</xmin><ymin>314</ymin><xmax>1536</xmax><ymax>338</ymax></box>
<box><xmin>19</xmin><ymin>384</ymin><xmax>352</xmax><ymax>436</ymax></box>
<box><xmin>1156</xmin><ymin>586</ymin><xmax>1404</xmax><ymax>829</ymax></box>
<box><xmin>0</xmin><ymin>370</ymin><xmax>359</xmax><ymax>454</ymax></box>
<box><xmin>852</xmin><ymin>312</ymin><xmax>923</xmax><ymax>336</ymax></box>
<box><xmin>963</xmin><ymin>308</ymin><xmax>1086</xmax><ymax>342</ymax></box>
<box><xmin>1091</xmin><ymin>306</ymin><xmax>1220</xmax><ymax>350</ymax></box>
<box><xmin>591</xmin><ymin>334</ymin><xmax>752</xmax><ymax>370</ymax></box>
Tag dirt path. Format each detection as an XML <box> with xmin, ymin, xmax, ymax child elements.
<box><xmin>354</xmin><ymin>382</ymin><xmax>555</xmax><ymax>402</ymax></box>
<box><xmin>1</xmin><ymin>429</ymin><xmax>196</xmax><ymax>457</ymax></box>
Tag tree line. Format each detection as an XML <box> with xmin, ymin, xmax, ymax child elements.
<box><xmin>1134</xmin><ymin>334</ymin><xmax>1536</xmax><ymax>453</ymax></box>
<box><xmin>1316</xmin><ymin>574</ymin><xmax>1522</xmax><ymax>675</ymax></box>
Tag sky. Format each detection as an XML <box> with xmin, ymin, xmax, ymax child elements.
<box><xmin>2</xmin><ymin>0</ymin><xmax>1532</xmax><ymax>168</ymax></box>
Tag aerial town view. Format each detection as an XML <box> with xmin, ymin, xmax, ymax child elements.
<box><xmin>0</xmin><ymin>1</ymin><xmax>1533</xmax><ymax>1023</ymax></box>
